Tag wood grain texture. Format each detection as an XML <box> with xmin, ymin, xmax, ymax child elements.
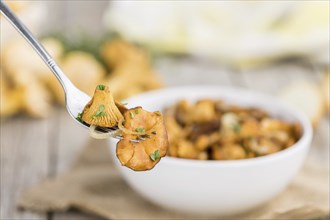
<box><xmin>155</xmin><ymin>57</ymin><xmax>233</xmax><ymax>87</ymax></box>
<box><xmin>240</xmin><ymin>61</ymin><xmax>322</xmax><ymax>95</ymax></box>
<box><xmin>0</xmin><ymin>117</ymin><xmax>50</xmax><ymax>220</ymax></box>
<box><xmin>55</xmin><ymin>110</ymin><xmax>90</xmax><ymax>175</ymax></box>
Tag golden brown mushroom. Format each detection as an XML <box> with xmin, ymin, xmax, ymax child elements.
<box><xmin>100</xmin><ymin>40</ymin><xmax>163</xmax><ymax>100</ymax></box>
<box><xmin>48</xmin><ymin>51</ymin><xmax>106</xmax><ymax>104</ymax></box>
<box><xmin>116</xmin><ymin>107</ymin><xmax>169</xmax><ymax>171</ymax></box>
<box><xmin>82</xmin><ymin>85</ymin><xmax>124</xmax><ymax>127</ymax></box>
<box><xmin>101</xmin><ymin>40</ymin><xmax>150</xmax><ymax>69</ymax></box>
<box><xmin>0</xmin><ymin>72</ymin><xmax>22</xmax><ymax>118</ymax></box>
<box><xmin>21</xmin><ymin>76</ymin><xmax>52</xmax><ymax>118</ymax></box>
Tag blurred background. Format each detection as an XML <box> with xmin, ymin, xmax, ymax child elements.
<box><xmin>0</xmin><ymin>0</ymin><xmax>329</xmax><ymax>219</ymax></box>
<box><xmin>1</xmin><ymin>0</ymin><xmax>329</xmax><ymax>120</ymax></box>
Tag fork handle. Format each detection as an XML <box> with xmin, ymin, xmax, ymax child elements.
<box><xmin>0</xmin><ymin>1</ymin><xmax>73</xmax><ymax>91</ymax></box>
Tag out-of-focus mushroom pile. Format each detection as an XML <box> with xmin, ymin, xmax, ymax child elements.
<box><xmin>0</xmin><ymin>37</ymin><xmax>163</xmax><ymax>119</ymax></box>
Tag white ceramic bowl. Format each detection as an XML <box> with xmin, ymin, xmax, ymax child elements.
<box><xmin>108</xmin><ymin>86</ymin><xmax>312</xmax><ymax>216</ymax></box>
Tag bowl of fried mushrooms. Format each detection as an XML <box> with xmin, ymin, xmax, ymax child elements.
<box><xmin>108</xmin><ymin>85</ymin><xmax>312</xmax><ymax>216</ymax></box>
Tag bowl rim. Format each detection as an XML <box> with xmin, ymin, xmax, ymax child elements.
<box><xmin>120</xmin><ymin>85</ymin><xmax>313</xmax><ymax>168</ymax></box>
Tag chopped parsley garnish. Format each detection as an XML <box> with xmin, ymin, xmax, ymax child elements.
<box><xmin>96</xmin><ymin>84</ymin><xmax>106</xmax><ymax>90</ymax></box>
<box><xmin>129</xmin><ymin>112</ymin><xmax>134</xmax><ymax>119</ymax></box>
<box><xmin>122</xmin><ymin>102</ymin><xmax>128</xmax><ymax>105</ymax></box>
<box><xmin>232</xmin><ymin>123</ymin><xmax>241</xmax><ymax>134</ymax></box>
<box><xmin>135</xmin><ymin>128</ymin><xmax>145</xmax><ymax>133</ymax></box>
<box><xmin>93</xmin><ymin>104</ymin><xmax>106</xmax><ymax>119</ymax></box>
<box><xmin>134</xmin><ymin>109</ymin><xmax>139</xmax><ymax>114</ymax></box>
<box><xmin>150</xmin><ymin>150</ymin><xmax>160</xmax><ymax>161</ymax></box>
<box><xmin>76</xmin><ymin>112</ymin><xmax>83</xmax><ymax>122</ymax></box>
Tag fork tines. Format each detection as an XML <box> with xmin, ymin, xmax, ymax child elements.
<box><xmin>94</xmin><ymin>125</ymin><xmax>156</xmax><ymax>143</ymax></box>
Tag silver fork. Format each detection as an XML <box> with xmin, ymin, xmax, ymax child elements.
<box><xmin>0</xmin><ymin>1</ymin><xmax>132</xmax><ymax>140</ymax></box>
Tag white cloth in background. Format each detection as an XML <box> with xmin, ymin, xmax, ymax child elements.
<box><xmin>104</xmin><ymin>1</ymin><xmax>329</xmax><ymax>68</ymax></box>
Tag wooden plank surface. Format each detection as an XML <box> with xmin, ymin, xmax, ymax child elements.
<box><xmin>55</xmin><ymin>109</ymin><xmax>90</xmax><ymax>175</ymax></box>
<box><xmin>1</xmin><ymin>117</ymin><xmax>49</xmax><ymax>219</ymax></box>
<box><xmin>155</xmin><ymin>57</ymin><xmax>233</xmax><ymax>87</ymax></box>
<box><xmin>240</xmin><ymin>61</ymin><xmax>322</xmax><ymax>95</ymax></box>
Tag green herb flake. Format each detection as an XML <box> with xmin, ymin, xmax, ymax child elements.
<box><xmin>135</xmin><ymin>128</ymin><xmax>145</xmax><ymax>133</ymax></box>
<box><xmin>96</xmin><ymin>84</ymin><xmax>106</xmax><ymax>90</ymax></box>
<box><xmin>76</xmin><ymin>112</ymin><xmax>83</xmax><ymax>122</ymax></box>
<box><xmin>129</xmin><ymin>112</ymin><xmax>134</xmax><ymax>119</ymax></box>
<box><xmin>122</xmin><ymin>102</ymin><xmax>128</xmax><ymax>106</ymax></box>
<box><xmin>232</xmin><ymin>123</ymin><xmax>241</xmax><ymax>134</ymax></box>
<box><xmin>134</xmin><ymin>109</ymin><xmax>139</xmax><ymax>114</ymax></box>
<box><xmin>93</xmin><ymin>104</ymin><xmax>106</xmax><ymax>119</ymax></box>
<box><xmin>150</xmin><ymin>150</ymin><xmax>160</xmax><ymax>161</ymax></box>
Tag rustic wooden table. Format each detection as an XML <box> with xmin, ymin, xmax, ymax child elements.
<box><xmin>1</xmin><ymin>59</ymin><xmax>329</xmax><ymax>219</ymax></box>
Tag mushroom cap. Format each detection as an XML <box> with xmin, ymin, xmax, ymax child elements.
<box><xmin>116</xmin><ymin>107</ymin><xmax>169</xmax><ymax>171</ymax></box>
<box><xmin>82</xmin><ymin>86</ymin><xmax>124</xmax><ymax>127</ymax></box>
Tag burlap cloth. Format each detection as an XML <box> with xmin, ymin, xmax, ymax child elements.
<box><xmin>18</xmin><ymin>139</ymin><xmax>329</xmax><ymax>219</ymax></box>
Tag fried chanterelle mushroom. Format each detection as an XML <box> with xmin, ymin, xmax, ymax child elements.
<box><xmin>81</xmin><ymin>85</ymin><xmax>169</xmax><ymax>171</ymax></box>
<box><xmin>82</xmin><ymin>85</ymin><xmax>124</xmax><ymax>127</ymax></box>
<box><xmin>117</xmin><ymin>107</ymin><xmax>169</xmax><ymax>171</ymax></box>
